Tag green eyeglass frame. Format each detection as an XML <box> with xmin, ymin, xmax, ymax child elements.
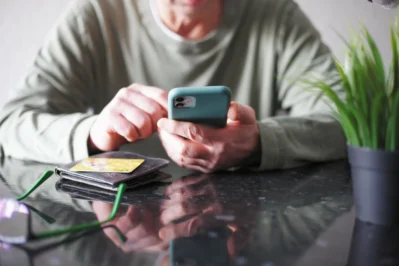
<box><xmin>4</xmin><ymin>170</ymin><xmax>127</xmax><ymax>243</ymax></box>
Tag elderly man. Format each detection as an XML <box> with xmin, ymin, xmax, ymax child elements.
<box><xmin>0</xmin><ymin>0</ymin><xmax>346</xmax><ymax>172</ymax></box>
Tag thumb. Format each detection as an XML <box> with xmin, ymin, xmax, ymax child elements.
<box><xmin>227</xmin><ymin>102</ymin><xmax>240</xmax><ymax>121</ymax></box>
<box><xmin>227</xmin><ymin>102</ymin><xmax>256</xmax><ymax>125</ymax></box>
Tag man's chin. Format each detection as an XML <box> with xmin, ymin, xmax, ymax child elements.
<box><xmin>174</xmin><ymin>0</ymin><xmax>211</xmax><ymax>17</ymax></box>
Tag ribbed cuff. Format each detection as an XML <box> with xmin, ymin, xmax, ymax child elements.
<box><xmin>71</xmin><ymin>115</ymin><xmax>98</xmax><ymax>161</ymax></box>
<box><xmin>252</xmin><ymin>119</ymin><xmax>286</xmax><ymax>171</ymax></box>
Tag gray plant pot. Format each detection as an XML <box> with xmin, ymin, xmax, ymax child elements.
<box><xmin>347</xmin><ymin>145</ymin><xmax>399</xmax><ymax>225</ymax></box>
<box><xmin>346</xmin><ymin>220</ymin><xmax>390</xmax><ymax>266</ymax></box>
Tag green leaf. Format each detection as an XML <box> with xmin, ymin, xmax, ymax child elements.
<box><xmin>371</xmin><ymin>93</ymin><xmax>384</xmax><ymax>149</ymax></box>
<box><xmin>364</xmin><ymin>27</ymin><xmax>386</xmax><ymax>90</ymax></box>
<box><xmin>386</xmin><ymin>91</ymin><xmax>399</xmax><ymax>151</ymax></box>
<box><xmin>349</xmin><ymin>104</ymin><xmax>372</xmax><ymax>146</ymax></box>
<box><xmin>390</xmin><ymin>25</ymin><xmax>399</xmax><ymax>96</ymax></box>
<box><xmin>303</xmin><ymin>79</ymin><xmax>361</xmax><ymax>145</ymax></box>
<box><xmin>334</xmin><ymin>59</ymin><xmax>353</xmax><ymax>102</ymax></box>
<box><xmin>341</xmin><ymin>113</ymin><xmax>361</xmax><ymax>146</ymax></box>
<box><xmin>351</xmin><ymin>46</ymin><xmax>370</xmax><ymax>123</ymax></box>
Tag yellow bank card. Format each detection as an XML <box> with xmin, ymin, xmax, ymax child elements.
<box><xmin>70</xmin><ymin>158</ymin><xmax>145</xmax><ymax>173</ymax></box>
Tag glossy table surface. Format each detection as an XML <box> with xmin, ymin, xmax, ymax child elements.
<box><xmin>0</xmin><ymin>139</ymin><xmax>398</xmax><ymax>266</ymax></box>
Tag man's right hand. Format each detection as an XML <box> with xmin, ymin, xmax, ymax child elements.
<box><xmin>89</xmin><ymin>83</ymin><xmax>168</xmax><ymax>152</ymax></box>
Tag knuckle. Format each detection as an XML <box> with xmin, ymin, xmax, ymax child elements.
<box><xmin>134</xmin><ymin>116</ymin><xmax>146</xmax><ymax>129</ymax></box>
<box><xmin>137</xmin><ymin>117</ymin><xmax>152</xmax><ymax>137</ymax></box>
<box><xmin>125</xmin><ymin>127</ymin><xmax>137</xmax><ymax>141</ymax></box>
<box><xmin>117</xmin><ymin>87</ymin><xmax>129</xmax><ymax>98</ymax></box>
<box><xmin>218</xmin><ymin>143</ymin><xmax>227</xmax><ymax>154</ymax></box>
<box><xmin>147</xmin><ymin>105</ymin><xmax>161</xmax><ymax>118</ymax></box>
<box><xmin>111</xmin><ymin>97</ymin><xmax>124</xmax><ymax>108</ymax></box>
<box><xmin>177</xmin><ymin>156</ymin><xmax>185</xmax><ymax>167</ymax></box>
<box><xmin>203</xmin><ymin>168</ymin><xmax>213</xmax><ymax>174</ymax></box>
<box><xmin>178</xmin><ymin>202</ymin><xmax>189</xmax><ymax>213</ymax></box>
<box><xmin>187</xmin><ymin>125</ymin><xmax>201</xmax><ymax>141</ymax></box>
<box><xmin>122</xmin><ymin>124</ymin><xmax>134</xmax><ymax>137</ymax></box>
<box><xmin>128</xmin><ymin>83</ymin><xmax>140</xmax><ymax>90</ymax></box>
<box><xmin>180</xmin><ymin>144</ymin><xmax>191</xmax><ymax>157</ymax></box>
<box><xmin>157</xmin><ymin>90</ymin><xmax>168</xmax><ymax>100</ymax></box>
<box><xmin>207</xmin><ymin>161</ymin><xmax>217</xmax><ymax>173</ymax></box>
<box><xmin>116</xmin><ymin>122</ymin><xmax>133</xmax><ymax>140</ymax></box>
<box><xmin>106</xmin><ymin>109</ymin><xmax>119</xmax><ymax>119</ymax></box>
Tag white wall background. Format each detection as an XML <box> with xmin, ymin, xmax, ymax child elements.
<box><xmin>0</xmin><ymin>0</ymin><xmax>397</xmax><ymax>107</ymax></box>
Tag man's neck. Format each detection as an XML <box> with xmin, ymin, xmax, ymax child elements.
<box><xmin>155</xmin><ymin>0</ymin><xmax>223</xmax><ymax>41</ymax></box>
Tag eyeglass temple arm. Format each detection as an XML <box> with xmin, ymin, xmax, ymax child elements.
<box><xmin>15</xmin><ymin>170</ymin><xmax>57</xmax><ymax>224</ymax></box>
<box><xmin>24</xmin><ymin>203</ymin><xmax>56</xmax><ymax>224</ymax></box>
<box><xmin>34</xmin><ymin>183</ymin><xmax>127</xmax><ymax>242</ymax></box>
<box><xmin>16</xmin><ymin>170</ymin><xmax>55</xmax><ymax>201</ymax></box>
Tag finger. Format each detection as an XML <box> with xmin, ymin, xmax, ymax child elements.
<box><xmin>164</xmin><ymin>174</ymin><xmax>209</xmax><ymax>195</ymax></box>
<box><xmin>122</xmin><ymin>224</ymin><xmax>154</xmax><ymax>241</ymax></box>
<box><xmin>121</xmin><ymin>238</ymin><xmax>167</xmax><ymax>253</ymax></box>
<box><xmin>158</xmin><ymin>118</ymin><xmax>220</xmax><ymax>144</ymax></box>
<box><xmin>123</xmin><ymin>235</ymin><xmax>161</xmax><ymax>251</ymax></box>
<box><xmin>179</xmin><ymin>157</ymin><xmax>211</xmax><ymax>170</ymax></box>
<box><xmin>126</xmin><ymin>84</ymin><xmax>168</xmax><ymax>111</ymax></box>
<box><xmin>119</xmin><ymin>90</ymin><xmax>166</xmax><ymax>131</ymax></box>
<box><xmin>227</xmin><ymin>102</ymin><xmax>257</xmax><ymax>125</ymax></box>
<box><xmin>160</xmin><ymin>202</ymin><xmax>203</xmax><ymax>225</ymax></box>
<box><xmin>114</xmin><ymin>206</ymin><xmax>142</xmax><ymax>233</ymax></box>
<box><xmin>114</xmin><ymin>99</ymin><xmax>153</xmax><ymax>139</ymax></box>
<box><xmin>227</xmin><ymin>101</ymin><xmax>240</xmax><ymax>121</ymax></box>
<box><xmin>111</xmin><ymin>112</ymin><xmax>140</xmax><ymax>142</ymax></box>
<box><xmin>92</xmin><ymin>202</ymin><xmax>113</xmax><ymax>220</ymax></box>
<box><xmin>159</xmin><ymin>216</ymin><xmax>199</xmax><ymax>241</ymax></box>
<box><xmin>158</xmin><ymin>129</ymin><xmax>210</xmax><ymax>160</ymax></box>
<box><xmin>159</xmin><ymin>214</ymin><xmax>222</xmax><ymax>241</ymax></box>
<box><xmin>163</xmin><ymin>186</ymin><xmax>217</xmax><ymax>208</ymax></box>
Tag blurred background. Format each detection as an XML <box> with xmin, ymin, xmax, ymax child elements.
<box><xmin>0</xmin><ymin>0</ymin><xmax>397</xmax><ymax>107</ymax></box>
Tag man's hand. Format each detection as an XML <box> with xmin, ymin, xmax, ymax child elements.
<box><xmin>89</xmin><ymin>83</ymin><xmax>168</xmax><ymax>152</ymax></box>
<box><xmin>92</xmin><ymin>202</ymin><xmax>167</xmax><ymax>253</ymax></box>
<box><xmin>159</xmin><ymin>173</ymin><xmax>223</xmax><ymax>241</ymax></box>
<box><xmin>157</xmin><ymin>102</ymin><xmax>261</xmax><ymax>173</ymax></box>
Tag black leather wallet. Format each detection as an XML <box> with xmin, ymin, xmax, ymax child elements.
<box><xmin>55</xmin><ymin>177</ymin><xmax>170</xmax><ymax>205</ymax></box>
<box><xmin>54</xmin><ymin>151</ymin><xmax>171</xmax><ymax>191</ymax></box>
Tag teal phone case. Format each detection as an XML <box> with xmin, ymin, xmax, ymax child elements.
<box><xmin>168</xmin><ymin>86</ymin><xmax>232</xmax><ymax>128</ymax></box>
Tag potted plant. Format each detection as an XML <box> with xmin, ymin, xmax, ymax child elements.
<box><xmin>307</xmin><ymin>21</ymin><xmax>399</xmax><ymax>225</ymax></box>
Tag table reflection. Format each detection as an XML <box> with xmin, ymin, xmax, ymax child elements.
<box><xmin>347</xmin><ymin>219</ymin><xmax>399</xmax><ymax>266</ymax></box>
<box><xmin>0</xmin><ymin>156</ymin><xmax>354</xmax><ymax>266</ymax></box>
<box><xmin>93</xmin><ymin>173</ymin><xmax>251</xmax><ymax>265</ymax></box>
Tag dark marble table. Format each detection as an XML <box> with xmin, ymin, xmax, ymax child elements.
<box><xmin>0</xmin><ymin>139</ymin><xmax>398</xmax><ymax>266</ymax></box>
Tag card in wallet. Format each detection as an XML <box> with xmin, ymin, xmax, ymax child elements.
<box><xmin>54</xmin><ymin>151</ymin><xmax>170</xmax><ymax>191</ymax></box>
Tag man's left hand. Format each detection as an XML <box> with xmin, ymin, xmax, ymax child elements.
<box><xmin>157</xmin><ymin>102</ymin><xmax>260</xmax><ymax>173</ymax></box>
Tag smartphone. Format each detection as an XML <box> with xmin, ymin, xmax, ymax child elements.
<box><xmin>168</xmin><ymin>86</ymin><xmax>232</xmax><ymax>128</ymax></box>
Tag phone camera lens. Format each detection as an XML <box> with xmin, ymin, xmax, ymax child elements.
<box><xmin>176</xmin><ymin>97</ymin><xmax>184</xmax><ymax>102</ymax></box>
<box><xmin>176</xmin><ymin>103</ymin><xmax>185</xmax><ymax>108</ymax></box>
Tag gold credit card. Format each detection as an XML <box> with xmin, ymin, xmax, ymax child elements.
<box><xmin>70</xmin><ymin>158</ymin><xmax>145</xmax><ymax>173</ymax></box>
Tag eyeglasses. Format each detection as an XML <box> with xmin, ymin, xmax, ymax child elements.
<box><xmin>0</xmin><ymin>224</ymin><xmax>123</xmax><ymax>266</ymax></box>
<box><xmin>0</xmin><ymin>170</ymin><xmax>127</xmax><ymax>244</ymax></box>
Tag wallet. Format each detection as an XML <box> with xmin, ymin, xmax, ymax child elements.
<box><xmin>55</xmin><ymin>177</ymin><xmax>170</xmax><ymax>205</ymax></box>
<box><xmin>54</xmin><ymin>151</ymin><xmax>171</xmax><ymax>191</ymax></box>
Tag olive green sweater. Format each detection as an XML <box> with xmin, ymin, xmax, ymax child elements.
<box><xmin>0</xmin><ymin>0</ymin><xmax>347</xmax><ymax>169</ymax></box>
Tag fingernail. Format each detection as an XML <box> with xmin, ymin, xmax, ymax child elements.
<box><xmin>159</xmin><ymin>228</ymin><xmax>165</xmax><ymax>239</ymax></box>
<box><xmin>157</xmin><ymin>119</ymin><xmax>165</xmax><ymax>128</ymax></box>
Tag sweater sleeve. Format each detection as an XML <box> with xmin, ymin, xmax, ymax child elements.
<box><xmin>0</xmin><ymin>1</ymin><xmax>100</xmax><ymax>164</ymax></box>
<box><xmin>256</xmin><ymin>0</ymin><xmax>347</xmax><ymax>170</ymax></box>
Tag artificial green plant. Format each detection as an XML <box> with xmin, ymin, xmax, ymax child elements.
<box><xmin>309</xmin><ymin>20</ymin><xmax>399</xmax><ymax>152</ymax></box>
